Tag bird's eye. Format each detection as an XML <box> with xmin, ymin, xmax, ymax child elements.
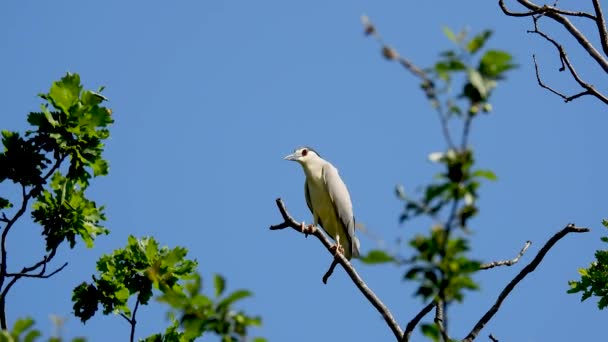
<box><xmin>302</xmin><ymin>149</ymin><xmax>308</xmax><ymax>156</ymax></box>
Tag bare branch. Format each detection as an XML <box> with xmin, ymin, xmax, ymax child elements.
<box><xmin>361</xmin><ymin>15</ymin><xmax>457</xmax><ymax>150</ymax></box>
<box><xmin>435</xmin><ymin>301</ymin><xmax>449</xmax><ymax>342</ymax></box>
<box><xmin>513</xmin><ymin>0</ymin><xmax>608</xmax><ymax>72</ymax></box>
<box><xmin>462</xmin><ymin>223</ymin><xmax>590</xmax><ymax>342</ymax></box>
<box><xmin>270</xmin><ymin>198</ymin><xmax>404</xmax><ymax>340</ymax></box>
<box><xmin>402</xmin><ymin>301</ymin><xmax>435</xmax><ymax>342</ymax></box>
<box><xmin>529</xmin><ymin>18</ymin><xmax>608</xmax><ymax>104</ymax></box>
<box><xmin>592</xmin><ymin>0</ymin><xmax>608</xmax><ymax>56</ymax></box>
<box><xmin>6</xmin><ymin>262</ymin><xmax>67</xmax><ymax>279</ymax></box>
<box><xmin>480</xmin><ymin>241</ymin><xmax>531</xmax><ymax>270</ymax></box>
<box><xmin>489</xmin><ymin>333</ymin><xmax>499</xmax><ymax>342</ymax></box>
<box><xmin>499</xmin><ymin>0</ymin><xmax>596</xmax><ymax>20</ymax></box>
<box><xmin>322</xmin><ymin>259</ymin><xmax>339</xmax><ymax>284</ymax></box>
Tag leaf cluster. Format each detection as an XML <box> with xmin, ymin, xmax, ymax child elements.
<box><xmin>72</xmin><ymin>236</ymin><xmax>262</xmax><ymax>341</ymax></box>
<box><xmin>1</xmin><ymin>73</ymin><xmax>112</xmax><ymax>252</ymax></box>
<box><xmin>153</xmin><ymin>273</ymin><xmax>264</xmax><ymax>342</ymax></box>
<box><xmin>568</xmin><ymin>220</ymin><xmax>608</xmax><ymax>309</ymax></box>
<box><xmin>405</xmin><ymin>228</ymin><xmax>480</xmax><ymax>302</ymax></box>
<box><xmin>430</xmin><ymin>28</ymin><xmax>517</xmax><ymax>115</ymax></box>
<box><xmin>0</xmin><ymin>317</ymin><xmax>84</xmax><ymax>342</ymax></box>
<box><xmin>72</xmin><ymin>235</ymin><xmax>197</xmax><ymax>323</ymax></box>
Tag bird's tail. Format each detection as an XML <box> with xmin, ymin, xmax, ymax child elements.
<box><xmin>351</xmin><ymin>236</ymin><xmax>361</xmax><ymax>258</ymax></box>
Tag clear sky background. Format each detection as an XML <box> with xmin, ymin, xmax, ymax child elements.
<box><xmin>1</xmin><ymin>1</ymin><xmax>606</xmax><ymax>341</ymax></box>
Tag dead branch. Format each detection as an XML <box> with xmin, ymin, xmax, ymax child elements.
<box><xmin>480</xmin><ymin>241</ymin><xmax>531</xmax><ymax>270</ymax></box>
<box><xmin>528</xmin><ymin>16</ymin><xmax>608</xmax><ymax>104</ymax></box>
<box><xmin>270</xmin><ymin>198</ymin><xmax>404</xmax><ymax>340</ymax></box>
<box><xmin>499</xmin><ymin>0</ymin><xmax>608</xmax><ymax>105</ymax></box>
<box><xmin>462</xmin><ymin>223</ymin><xmax>590</xmax><ymax>342</ymax></box>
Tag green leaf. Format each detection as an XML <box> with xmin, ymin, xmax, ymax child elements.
<box><xmin>214</xmin><ymin>274</ymin><xmax>226</xmax><ymax>298</ymax></box>
<box><xmin>472</xmin><ymin>169</ymin><xmax>497</xmax><ymax>181</ymax></box>
<box><xmin>442</xmin><ymin>26</ymin><xmax>457</xmax><ymax>42</ymax></box>
<box><xmin>479</xmin><ymin>50</ymin><xmax>516</xmax><ymax>78</ymax></box>
<box><xmin>0</xmin><ymin>197</ymin><xmax>11</xmax><ymax>209</ymax></box>
<box><xmin>602</xmin><ymin>219</ymin><xmax>608</xmax><ymax>228</ymax></box>
<box><xmin>466</xmin><ymin>30</ymin><xmax>492</xmax><ymax>54</ymax></box>
<box><xmin>24</xmin><ymin>329</ymin><xmax>42</xmax><ymax>342</ymax></box>
<box><xmin>48</xmin><ymin>73</ymin><xmax>82</xmax><ymax>114</ymax></box>
<box><xmin>421</xmin><ymin>323</ymin><xmax>440</xmax><ymax>341</ymax></box>
<box><xmin>218</xmin><ymin>290</ymin><xmax>252</xmax><ymax>309</ymax></box>
<box><xmin>359</xmin><ymin>249</ymin><xmax>396</xmax><ymax>264</ymax></box>
<box><xmin>13</xmin><ymin>317</ymin><xmax>35</xmax><ymax>336</ymax></box>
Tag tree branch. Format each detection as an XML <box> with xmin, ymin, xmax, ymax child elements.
<box><xmin>498</xmin><ymin>0</ymin><xmax>596</xmax><ymax>20</ymax></box>
<box><xmin>528</xmin><ymin>19</ymin><xmax>608</xmax><ymax>104</ymax></box>
<box><xmin>514</xmin><ymin>0</ymin><xmax>608</xmax><ymax>72</ymax></box>
<box><xmin>6</xmin><ymin>262</ymin><xmax>67</xmax><ymax>279</ymax></box>
<box><xmin>480</xmin><ymin>240</ymin><xmax>531</xmax><ymax>270</ymax></box>
<box><xmin>435</xmin><ymin>301</ymin><xmax>449</xmax><ymax>342</ymax></box>
<box><xmin>592</xmin><ymin>0</ymin><xmax>608</xmax><ymax>56</ymax></box>
<box><xmin>401</xmin><ymin>301</ymin><xmax>435</xmax><ymax>342</ymax></box>
<box><xmin>270</xmin><ymin>198</ymin><xmax>404</xmax><ymax>340</ymax></box>
<box><xmin>361</xmin><ymin>15</ymin><xmax>457</xmax><ymax>150</ymax></box>
<box><xmin>489</xmin><ymin>333</ymin><xmax>499</xmax><ymax>342</ymax></box>
<box><xmin>462</xmin><ymin>223</ymin><xmax>589</xmax><ymax>342</ymax></box>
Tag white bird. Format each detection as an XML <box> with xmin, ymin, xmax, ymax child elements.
<box><xmin>284</xmin><ymin>147</ymin><xmax>360</xmax><ymax>259</ymax></box>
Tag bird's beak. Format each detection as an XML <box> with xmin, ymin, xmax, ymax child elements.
<box><xmin>284</xmin><ymin>152</ymin><xmax>298</xmax><ymax>161</ymax></box>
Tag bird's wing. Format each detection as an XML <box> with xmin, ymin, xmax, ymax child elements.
<box><xmin>304</xmin><ymin>181</ymin><xmax>313</xmax><ymax>215</ymax></box>
<box><xmin>322</xmin><ymin>163</ymin><xmax>357</xmax><ymax>256</ymax></box>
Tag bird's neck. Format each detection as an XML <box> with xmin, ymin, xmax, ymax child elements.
<box><xmin>301</xmin><ymin>160</ymin><xmax>324</xmax><ymax>181</ymax></box>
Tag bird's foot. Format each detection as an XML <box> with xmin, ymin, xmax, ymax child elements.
<box><xmin>300</xmin><ymin>222</ymin><xmax>315</xmax><ymax>237</ymax></box>
<box><xmin>329</xmin><ymin>243</ymin><xmax>345</xmax><ymax>258</ymax></box>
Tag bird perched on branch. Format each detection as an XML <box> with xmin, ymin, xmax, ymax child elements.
<box><xmin>284</xmin><ymin>147</ymin><xmax>360</xmax><ymax>259</ymax></box>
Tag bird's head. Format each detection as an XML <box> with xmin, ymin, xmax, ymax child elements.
<box><xmin>284</xmin><ymin>147</ymin><xmax>322</xmax><ymax>165</ymax></box>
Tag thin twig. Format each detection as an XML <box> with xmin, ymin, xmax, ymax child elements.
<box><xmin>498</xmin><ymin>0</ymin><xmax>596</xmax><ymax>20</ymax></box>
<box><xmin>511</xmin><ymin>0</ymin><xmax>608</xmax><ymax>72</ymax></box>
<box><xmin>129</xmin><ymin>297</ymin><xmax>140</xmax><ymax>342</ymax></box>
<box><xmin>322</xmin><ymin>259</ymin><xmax>339</xmax><ymax>284</ymax></box>
<box><xmin>270</xmin><ymin>198</ymin><xmax>403</xmax><ymax>340</ymax></box>
<box><xmin>489</xmin><ymin>333</ymin><xmax>499</xmax><ymax>342</ymax></box>
<box><xmin>402</xmin><ymin>301</ymin><xmax>435</xmax><ymax>342</ymax></box>
<box><xmin>462</xmin><ymin>223</ymin><xmax>589</xmax><ymax>342</ymax></box>
<box><xmin>528</xmin><ymin>18</ymin><xmax>608</xmax><ymax>104</ymax></box>
<box><xmin>480</xmin><ymin>241</ymin><xmax>531</xmax><ymax>270</ymax></box>
<box><xmin>6</xmin><ymin>262</ymin><xmax>67</xmax><ymax>279</ymax></box>
<box><xmin>361</xmin><ymin>15</ymin><xmax>457</xmax><ymax>150</ymax></box>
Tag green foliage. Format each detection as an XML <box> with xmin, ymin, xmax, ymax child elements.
<box><xmin>400</xmin><ymin>149</ymin><xmax>493</xmax><ymax>230</ymax></box>
<box><xmin>431</xmin><ymin>27</ymin><xmax>516</xmax><ymax>113</ymax></box>
<box><xmin>156</xmin><ymin>273</ymin><xmax>264</xmax><ymax>342</ymax></box>
<box><xmin>568</xmin><ymin>220</ymin><xmax>608</xmax><ymax>309</ymax></box>
<box><xmin>32</xmin><ymin>173</ymin><xmax>107</xmax><ymax>251</ymax></box>
<box><xmin>359</xmin><ymin>249</ymin><xmax>397</xmax><ymax>265</ymax></box>
<box><xmin>0</xmin><ymin>317</ymin><xmax>84</xmax><ymax>342</ymax></box>
<box><xmin>72</xmin><ymin>236</ymin><xmax>263</xmax><ymax>341</ymax></box>
<box><xmin>0</xmin><ymin>73</ymin><xmax>112</xmax><ymax>331</ymax></box>
<box><xmin>405</xmin><ymin>228</ymin><xmax>480</xmax><ymax>302</ymax></box>
<box><xmin>72</xmin><ymin>235</ymin><xmax>197</xmax><ymax>323</ymax></box>
<box><xmin>1</xmin><ymin>73</ymin><xmax>111</xmax><ymax>252</ymax></box>
<box><xmin>368</xmin><ymin>27</ymin><xmax>515</xmax><ymax>338</ymax></box>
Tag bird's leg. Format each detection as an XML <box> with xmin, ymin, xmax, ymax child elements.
<box><xmin>329</xmin><ymin>235</ymin><xmax>345</xmax><ymax>257</ymax></box>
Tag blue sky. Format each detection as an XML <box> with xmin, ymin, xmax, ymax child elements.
<box><xmin>1</xmin><ymin>1</ymin><xmax>607</xmax><ymax>341</ymax></box>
